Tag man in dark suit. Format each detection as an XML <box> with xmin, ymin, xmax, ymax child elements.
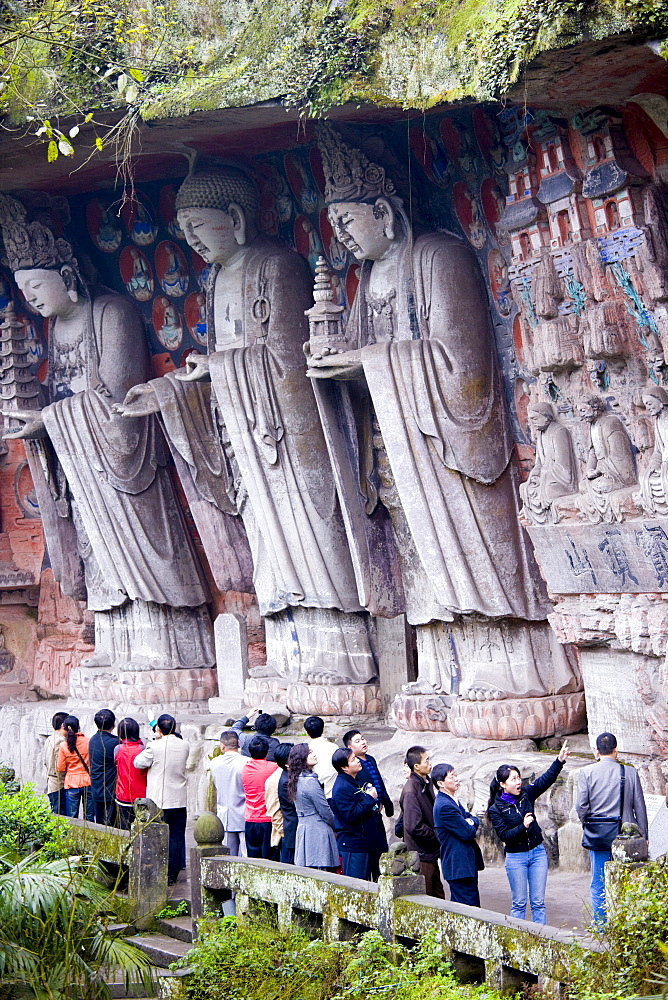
<box><xmin>400</xmin><ymin>745</ymin><xmax>445</xmax><ymax>899</ymax></box>
<box><xmin>432</xmin><ymin>762</ymin><xmax>484</xmax><ymax>906</ymax></box>
<box><xmin>342</xmin><ymin>729</ymin><xmax>394</xmax><ymax>817</ymax></box>
<box><xmin>331</xmin><ymin>747</ymin><xmax>388</xmax><ymax>881</ymax></box>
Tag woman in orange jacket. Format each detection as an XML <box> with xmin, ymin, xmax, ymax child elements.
<box><xmin>57</xmin><ymin>715</ymin><xmax>95</xmax><ymax>821</ymax></box>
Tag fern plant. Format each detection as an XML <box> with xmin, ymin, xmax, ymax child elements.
<box><xmin>0</xmin><ymin>848</ymin><xmax>154</xmax><ymax>999</ymax></box>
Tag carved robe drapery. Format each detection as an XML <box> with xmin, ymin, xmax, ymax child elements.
<box><xmin>37</xmin><ymin>292</ymin><xmax>214</xmax><ymax>667</ymax></box>
<box><xmin>207</xmin><ymin>240</ymin><xmax>363</xmax><ymax>616</ymax></box>
<box><xmin>316</xmin><ymin>232</ymin><xmax>551</xmax><ymax>626</ymax></box>
<box><xmin>147</xmin><ymin>236</ymin><xmax>374</xmax><ymax>684</ymax></box>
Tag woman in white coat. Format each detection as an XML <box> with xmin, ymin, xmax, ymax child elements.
<box><xmin>134</xmin><ymin>714</ymin><xmax>190</xmax><ymax>884</ymax></box>
<box><xmin>288</xmin><ymin>744</ymin><xmax>338</xmax><ymax>871</ymax></box>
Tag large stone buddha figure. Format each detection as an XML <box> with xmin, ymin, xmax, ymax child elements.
<box><xmin>115</xmin><ymin>165</ymin><xmax>375</xmax><ymax>691</ymax></box>
<box><xmin>307</xmin><ymin>125</ymin><xmax>581</xmax><ymax>735</ymax></box>
<box><xmin>0</xmin><ymin>194</ymin><xmax>214</xmax><ymax>696</ymax></box>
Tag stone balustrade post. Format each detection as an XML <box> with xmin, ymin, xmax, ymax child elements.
<box><xmin>189</xmin><ymin>812</ymin><xmax>230</xmax><ymax>934</ymax></box>
<box><xmin>376</xmin><ymin>848</ymin><xmax>426</xmax><ymax>942</ymax></box>
<box><xmin>128</xmin><ymin>799</ymin><xmax>169</xmax><ymax>930</ymax></box>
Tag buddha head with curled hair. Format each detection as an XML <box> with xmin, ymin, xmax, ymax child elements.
<box><xmin>317</xmin><ymin>123</ymin><xmax>406</xmax><ymax>264</ymax></box>
<box><xmin>175</xmin><ymin>166</ymin><xmax>260</xmax><ymax>266</ymax></box>
<box><xmin>0</xmin><ymin>193</ymin><xmax>84</xmax><ymax>319</ymax></box>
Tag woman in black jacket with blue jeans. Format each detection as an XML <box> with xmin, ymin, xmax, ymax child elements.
<box><xmin>487</xmin><ymin>744</ymin><xmax>569</xmax><ymax>924</ymax></box>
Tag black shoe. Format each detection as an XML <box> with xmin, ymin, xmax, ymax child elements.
<box><xmin>167</xmin><ymin>878</ymin><xmax>176</xmax><ymax>886</ymax></box>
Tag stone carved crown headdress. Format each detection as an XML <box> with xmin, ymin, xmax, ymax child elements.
<box><xmin>0</xmin><ymin>194</ymin><xmax>78</xmax><ymax>273</ymax></box>
<box><xmin>317</xmin><ymin>123</ymin><xmax>398</xmax><ymax>205</ymax></box>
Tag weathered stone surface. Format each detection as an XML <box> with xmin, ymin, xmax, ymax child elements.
<box><xmin>286</xmin><ymin>681</ymin><xmax>382</xmax><ymax>717</ymax></box>
<box><xmin>648</xmin><ymin>800</ymin><xmax>668</xmax><ymax>860</ymax></box>
<box><xmin>193</xmin><ymin>810</ymin><xmax>225</xmax><ymax>846</ymax></box>
<box><xmin>69</xmin><ymin>664</ymin><xmax>217</xmax><ymax>706</ymax></box>
<box><xmin>448</xmin><ymin>692</ymin><xmax>586</xmax><ymax>741</ymax></box>
<box><xmin>212</xmin><ymin>613</ymin><xmax>248</xmax><ymax>707</ymax></box>
<box><xmin>392</xmin><ymin>693</ymin><xmax>450</xmax><ymax>732</ymax></box>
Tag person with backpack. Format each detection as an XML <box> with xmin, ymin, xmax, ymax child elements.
<box><xmin>57</xmin><ymin>715</ymin><xmax>95</xmax><ymax>821</ymax></box>
<box><xmin>576</xmin><ymin>732</ymin><xmax>648</xmax><ymax>927</ymax></box>
<box><xmin>43</xmin><ymin>711</ymin><xmax>68</xmax><ymax>815</ymax></box>
<box><xmin>487</xmin><ymin>744</ymin><xmax>569</xmax><ymax>924</ymax></box>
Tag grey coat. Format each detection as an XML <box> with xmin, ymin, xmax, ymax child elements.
<box><xmin>294</xmin><ymin>772</ymin><xmax>339</xmax><ymax>868</ymax></box>
<box><xmin>576</xmin><ymin>756</ymin><xmax>648</xmax><ymax>839</ymax></box>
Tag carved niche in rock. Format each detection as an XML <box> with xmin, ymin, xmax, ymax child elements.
<box><xmin>0</xmin><ymin>194</ymin><xmax>216</xmax><ymax>699</ymax></box>
<box><xmin>520</xmin><ymin>402</ymin><xmax>579</xmax><ymax>524</ymax></box>
<box><xmin>305</xmin><ymin>124</ymin><xmax>582</xmax><ymax>738</ymax></box>
<box><xmin>116</xmin><ymin>165</ymin><xmax>377</xmax><ymax>694</ymax></box>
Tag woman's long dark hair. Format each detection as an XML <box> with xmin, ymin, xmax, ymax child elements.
<box><xmin>63</xmin><ymin>715</ymin><xmax>80</xmax><ymax>754</ymax></box>
<box><xmin>287</xmin><ymin>743</ymin><xmax>312</xmax><ymax>802</ymax></box>
<box><xmin>486</xmin><ymin>764</ymin><xmax>521</xmax><ymax>816</ymax></box>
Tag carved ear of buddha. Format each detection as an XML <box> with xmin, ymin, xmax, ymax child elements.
<box><xmin>228</xmin><ymin>202</ymin><xmax>248</xmax><ymax>247</ymax></box>
<box><xmin>60</xmin><ymin>264</ymin><xmax>79</xmax><ymax>303</ymax></box>
<box><xmin>373</xmin><ymin>197</ymin><xmax>396</xmax><ymax>241</ymax></box>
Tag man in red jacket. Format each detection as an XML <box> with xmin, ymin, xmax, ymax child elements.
<box><xmin>241</xmin><ymin>736</ymin><xmax>278</xmax><ymax>859</ymax></box>
<box><xmin>399</xmin><ymin>746</ymin><xmax>445</xmax><ymax>899</ymax></box>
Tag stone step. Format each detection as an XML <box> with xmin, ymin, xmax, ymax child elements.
<box><xmin>155</xmin><ymin>916</ymin><xmax>193</xmax><ymax>943</ymax></box>
<box><xmin>107</xmin><ymin>922</ymin><xmax>136</xmax><ymax>936</ymax></box>
<box><xmin>106</xmin><ymin>980</ymin><xmax>156</xmax><ymax>998</ymax></box>
<box><xmin>125</xmin><ymin>934</ymin><xmax>192</xmax><ymax>969</ymax></box>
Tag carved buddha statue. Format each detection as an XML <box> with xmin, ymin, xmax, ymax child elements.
<box><xmin>0</xmin><ymin>194</ymin><xmax>214</xmax><ymax>677</ymax></box>
<box><xmin>576</xmin><ymin>393</ymin><xmax>637</xmax><ymax>523</ymax></box>
<box><xmin>115</xmin><ymin>165</ymin><xmax>375</xmax><ymax>687</ymax></box>
<box><xmin>307</xmin><ymin>124</ymin><xmax>580</xmax><ymax>706</ymax></box>
<box><xmin>520</xmin><ymin>402</ymin><xmax>579</xmax><ymax>524</ymax></box>
<box><xmin>637</xmin><ymin>385</ymin><xmax>668</xmax><ymax>516</ymax></box>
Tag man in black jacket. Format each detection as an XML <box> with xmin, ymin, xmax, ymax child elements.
<box><xmin>88</xmin><ymin>708</ymin><xmax>119</xmax><ymax>826</ymax></box>
<box><xmin>432</xmin><ymin>763</ymin><xmax>484</xmax><ymax>907</ymax></box>
<box><xmin>232</xmin><ymin>707</ymin><xmax>280</xmax><ymax>761</ymax></box>
<box><xmin>276</xmin><ymin>743</ymin><xmax>298</xmax><ymax>864</ymax></box>
<box><xmin>342</xmin><ymin>730</ymin><xmax>394</xmax><ymax>818</ymax></box>
<box><xmin>331</xmin><ymin>747</ymin><xmax>387</xmax><ymax>881</ymax></box>
<box><xmin>400</xmin><ymin>746</ymin><xmax>445</xmax><ymax>899</ymax></box>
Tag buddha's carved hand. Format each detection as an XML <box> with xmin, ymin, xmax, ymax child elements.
<box><xmin>1</xmin><ymin>408</ymin><xmax>47</xmax><ymax>439</ymax></box>
<box><xmin>175</xmin><ymin>353</ymin><xmax>211</xmax><ymax>383</ymax></box>
<box><xmin>305</xmin><ymin>344</ymin><xmax>363</xmax><ymax>381</ymax></box>
<box><xmin>112</xmin><ymin>383</ymin><xmax>160</xmax><ymax>418</ymax></box>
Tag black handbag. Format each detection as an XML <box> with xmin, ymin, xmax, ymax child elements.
<box><xmin>581</xmin><ymin>764</ymin><xmax>625</xmax><ymax>851</ymax></box>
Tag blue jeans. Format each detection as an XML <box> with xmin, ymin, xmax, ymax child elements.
<box><xmin>340</xmin><ymin>852</ymin><xmax>369</xmax><ymax>880</ymax></box>
<box><xmin>48</xmin><ymin>790</ymin><xmax>66</xmax><ymax>815</ymax></box>
<box><xmin>589</xmin><ymin>849</ymin><xmax>612</xmax><ymax>927</ymax></box>
<box><xmin>505</xmin><ymin>844</ymin><xmax>548</xmax><ymax>923</ymax></box>
<box><xmin>66</xmin><ymin>787</ymin><xmax>95</xmax><ymax>822</ymax></box>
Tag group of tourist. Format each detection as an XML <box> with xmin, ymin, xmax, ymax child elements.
<box><xmin>211</xmin><ymin>713</ymin><xmax>392</xmax><ymax>882</ymax></box>
<box><xmin>43</xmin><ymin>708</ymin><xmax>190</xmax><ymax>885</ymax></box>
<box><xmin>44</xmin><ymin>704</ymin><xmax>650</xmax><ymax>926</ymax></box>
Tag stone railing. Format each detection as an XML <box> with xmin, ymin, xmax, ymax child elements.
<box><xmin>189</xmin><ymin>847</ymin><xmax>602</xmax><ymax>998</ymax></box>
<box><xmin>65</xmin><ymin>799</ymin><xmax>168</xmax><ymax>929</ymax></box>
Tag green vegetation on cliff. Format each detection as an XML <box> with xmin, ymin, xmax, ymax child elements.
<box><xmin>1</xmin><ymin>0</ymin><xmax>668</xmax><ymax>149</ymax></box>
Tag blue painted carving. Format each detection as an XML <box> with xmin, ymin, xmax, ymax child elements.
<box><xmin>635</xmin><ymin>524</ymin><xmax>668</xmax><ymax>588</ymax></box>
<box><xmin>598</xmin><ymin>528</ymin><xmax>639</xmax><ymax>586</ymax></box>
<box><xmin>565</xmin><ymin>534</ymin><xmax>598</xmax><ymax>587</ymax></box>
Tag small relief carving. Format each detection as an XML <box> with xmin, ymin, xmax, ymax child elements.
<box><xmin>576</xmin><ymin>394</ymin><xmax>637</xmax><ymax>523</ymax></box>
<box><xmin>598</xmin><ymin>527</ymin><xmax>639</xmax><ymax>586</ymax></box>
<box><xmin>520</xmin><ymin>402</ymin><xmax>578</xmax><ymax>524</ymax></box>
<box><xmin>564</xmin><ymin>533</ymin><xmax>598</xmax><ymax>587</ymax></box>
<box><xmin>635</xmin><ymin>386</ymin><xmax>668</xmax><ymax>515</ymax></box>
<box><xmin>635</xmin><ymin>523</ymin><xmax>668</xmax><ymax>588</ymax></box>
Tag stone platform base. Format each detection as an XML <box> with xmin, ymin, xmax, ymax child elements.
<box><xmin>243</xmin><ymin>676</ymin><xmax>288</xmax><ymax>707</ymax></box>
<box><xmin>448</xmin><ymin>691</ymin><xmax>586</xmax><ymax>740</ymax></box>
<box><xmin>392</xmin><ymin>693</ymin><xmax>451</xmax><ymax>732</ymax></box>
<box><xmin>243</xmin><ymin>677</ymin><xmax>382</xmax><ymax>716</ymax></box>
<box><xmin>69</xmin><ymin>665</ymin><xmax>217</xmax><ymax>705</ymax></box>
<box><xmin>286</xmin><ymin>681</ymin><xmax>381</xmax><ymax>716</ymax></box>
